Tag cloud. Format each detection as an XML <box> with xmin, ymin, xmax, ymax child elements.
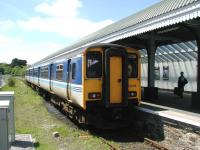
<box><xmin>35</xmin><ymin>0</ymin><xmax>82</xmax><ymax>17</ymax></box>
<box><xmin>0</xmin><ymin>20</ymin><xmax>15</xmax><ymax>30</ymax></box>
<box><xmin>1</xmin><ymin>0</ymin><xmax>114</xmax><ymax>64</ymax></box>
<box><xmin>17</xmin><ymin>0</ymin><xmax>113</xmax><ymax>39</ymax></box>
<box><xmin>0</xmin><ymin>34</ymin><xmax>64</xmax><ymax>64</ymax></box>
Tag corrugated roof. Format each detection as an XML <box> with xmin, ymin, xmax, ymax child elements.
<box><xmin>33</xmin><ymin>0</ymin><xmax>200</xmax><ymax>65</ymax></box>
<box><xmin>140</xmin><ymin>40</ymin><xmax>198</xmax><ymax>63</ymax></box>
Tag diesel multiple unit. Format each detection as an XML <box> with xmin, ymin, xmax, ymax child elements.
<box><xmin>25</xmin><ymin>44</ymin><xmax>141</xmax><ymax>128</ymax></box>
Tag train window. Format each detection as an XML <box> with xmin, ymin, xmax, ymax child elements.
<box><xmin>86</xmin><ymin>51</ymin><xmax>102</xmax><ymax>78</ymax></box>
<box><xmin>72</xmin><ymin>63</ymin><xmax>76</xmax><ymax>80</ymax></box>
<box><xmin>56</xmin><ymin>64</ymin><xmax>63</xmax><ymax>81</ymax></box>
<box><xmin>30</xmin><ymin>69</ymin><xmax>33</xmax><ymax>76</ymax></box>
<box><xmin>41</xmin><ymin>67</ymin><xmax>48</xmax><ymax>79</ymax></box>
<box><xmin>34</xmin><ymin>69</ymin><xmax>38</xmax><ymax>77</ymax></box>
<box><xmin>128</xmin><ymin>54</ymin><xmax>138</xmax><ymax>78</ymax></box>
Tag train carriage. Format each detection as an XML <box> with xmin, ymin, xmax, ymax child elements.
<box><xmin>26</xmin><ymin>44</ymin><xmax>141</xmax><ymax>128</ymax></box>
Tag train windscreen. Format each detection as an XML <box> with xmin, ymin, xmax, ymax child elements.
<box><xmin>86</xmin><ymin>51</ymin><xmax>102</xmax><ymax>78</ymax></box>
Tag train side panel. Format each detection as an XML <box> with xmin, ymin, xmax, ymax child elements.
<box><xmin>52</xmin><ymin>62</ymin><xmax>68</xmax><ymax>99</ymax></box>
<box><xmin>39</xmin><ymin>65</ymin><xmax>50</xmax><ymax>91</ymax></box>
<box><xmin>33</xmin><ymin>68</ymin><xmax>38</xmax><ymax>85</ymax></box>
<box><xmin>29</xmin><ymin>69</ymin><xmax>34</xmax><ymax>84</ymax></box>
<box><xmin>70</xmin><ymin>57</ymin><xmax>84</xmax><ymax>108</ymax></box>
<box><xmin>39</xmin><ymin>78</ymin><xmax>50</xmax><ymax>91</ymax></box>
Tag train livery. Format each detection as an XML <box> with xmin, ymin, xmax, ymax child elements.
<box><xmin>25</xmin><ymin>44</ymin><xmax>141</xmax><ymax>128</ymax></box>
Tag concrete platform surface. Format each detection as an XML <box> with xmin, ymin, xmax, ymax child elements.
<box><xmin>137</xmin><ymin>101</ymin><xmax>200</xmax><ymax>128</ymax></box>
<box><xmin>11</xmin><ymin>134</ymin><xmax>34</xmax><ymax>150</ymax></box>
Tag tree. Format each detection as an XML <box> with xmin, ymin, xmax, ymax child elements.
<box><xmin>0</xmin><ymin>58</ymin><xmax>27</xmax><ymax>76</ymax></box>
<box><xmin>0</xmin><ymin>67</ymin><xmax>4</xmax><ymax>74</ymax></box>
<box><xmin>10</xmin><ymin>58</ymin><xmax>27</xmax><ymax>67</ymax></box>
<box><xmin>0</xmin><ymin>63</ymin><xmax>10</xmax><ymax>74</ymax></box>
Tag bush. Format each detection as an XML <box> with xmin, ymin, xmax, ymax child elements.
<box><xmin>8</xmin><ymin>77</ymin><xmax>15</xmax><ymax>87</ymax></box>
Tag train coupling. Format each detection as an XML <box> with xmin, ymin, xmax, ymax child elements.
<box><xmin>111</xmin><ymin>108</ymin><xmax>123</xmax><ymax>120</ymax></box>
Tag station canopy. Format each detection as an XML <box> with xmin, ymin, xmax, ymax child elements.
<box><xmin>35</xmin><ymin>0</ymin><xmax>200</xmax><ymax>65</ymax></box>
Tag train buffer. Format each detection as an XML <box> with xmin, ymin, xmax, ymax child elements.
<box><xmin>136</xmin><ymin>102</ymin><xmax>200</xmax><ymax>129</ymax></box>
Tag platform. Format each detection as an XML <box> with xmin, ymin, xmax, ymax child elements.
<box><xmin>138</xmin><ymin>89</ymin><xmax>200</xmax><ymax>129</ymax></box>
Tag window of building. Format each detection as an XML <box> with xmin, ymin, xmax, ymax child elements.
<box><xmin>128</xmin><ymin>54</ymin><xmax>138</xmax><ymax>78</ymax></box>
<box><xmin>86</xmin><ymin>51</ymin><xmax>102</xmax><ymax>78</ymax></box>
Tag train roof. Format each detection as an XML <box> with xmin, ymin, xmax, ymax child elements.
<box><xmin>31</xmin><ymin>43</ymin><xmax>131</xmax><ymax>67</ymax></box>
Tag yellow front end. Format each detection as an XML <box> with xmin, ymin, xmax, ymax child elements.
<box><xmin>82</xmin><ymin>45</ymin><xmax>141</xmax><ymax>110</ymax></box>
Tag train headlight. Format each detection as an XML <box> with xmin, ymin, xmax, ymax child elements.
<box><xmin>128</xmin><ymin>91</ymin><xmax>137</xmax><ymax>97</ymax></box>
<box><xmin>88</xmin><ymin>92</ymin><xmax>101</xmax><ymax>99</ymax></box>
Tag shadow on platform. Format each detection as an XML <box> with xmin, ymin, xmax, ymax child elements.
<box><xmin>142</xmin><ymin>88</ymin><xmax>200</xmax><ymax>114</ymax></box>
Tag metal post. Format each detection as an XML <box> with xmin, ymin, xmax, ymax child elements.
<box><xmin>180</xmin><ymin>23</ymin><xmax>200</xmax><ymax>108</ymax></box>
<box><xmin>147</xmin><ymin>35</ymin><xmax>156</xmax><ymax>87</ymax></box>
<box><xmin>196</xmin><ymin>30</ymin><xmax>200</xmax><ymax>93</ymax></box>
<box><xmin>191</xmin><ymin>29</ymin><xmax>200</xmax><ymax>108</ymax></box>
<box><xmin>144</xmin><ymin>33</ymin><xmax>158</xmax><ymax>100</ymax></box>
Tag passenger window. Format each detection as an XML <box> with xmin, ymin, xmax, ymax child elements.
<box><xmin>41</xmin><ymin>67</ymin><xmax>48</xmax><ymax>79</ymax></box>
<box><xmin>34</xmin><ymin>69</ymin><xmax>38</xmax><ymax>77</ymax></box>
<box><xmin>72</xmin><ymin>63</ymin><xmax>76</xmax><ymax>80</ymax></box>
<box><xmin>86</xmin><ymin>51</ymin><xmax>102</xmax><ymax>78</ymax></box>
<box><xmin>56</xmin><ymin>64</ymin><xmax>63</xmax><ymax>81</ymax></box>
<box><xmin>128</xmin><ymin>54</ymin><xmax>138</xmax><ymax>78</ymax></box>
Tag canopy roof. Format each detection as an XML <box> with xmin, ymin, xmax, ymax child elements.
<box><xmin>33</xmin><ymin>0</ymin><xmax>200</xmax><ymax>65</ymax></box>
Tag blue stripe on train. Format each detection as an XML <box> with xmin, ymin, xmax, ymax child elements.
<box><xmin>39</xmin><ymin>79</ymin><xmax>82</xmax><ymax>92</ymax></box>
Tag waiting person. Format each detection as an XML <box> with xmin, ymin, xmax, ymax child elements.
<box><xmin>178</xmin><ymin>72</ymin><xmax>188</xmax><ymax>98</ymax></box>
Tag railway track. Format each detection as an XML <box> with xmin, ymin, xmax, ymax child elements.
<box><xmin>99</xmin><ymin>137</ymin><xmax>118</xmax><ymax>150</ymax></box>
<box><xmin>44</xmin><ymin>98</ymin><xmax>199</xmax><ymax>150</ymax></box>
<box><xmin>99</xmin><ymin>136</ymin><xmax>169</xmax><ymax>150</ymax></box>
<box><xmin>144</xmin><ymin>138</ymin><xmax>168</xmax><ymax>150</ymax></box>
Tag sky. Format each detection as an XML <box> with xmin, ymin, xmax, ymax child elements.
<box><xmin>0</xmin><ymin>0</ymin><xmax>160</xmax><ymax>64</ymax></box>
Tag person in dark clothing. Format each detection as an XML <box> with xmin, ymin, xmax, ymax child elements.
<box><xmin>178</xmin><ymin>72</ymin><xmax>188</xmax><ymax>98</ymax></box>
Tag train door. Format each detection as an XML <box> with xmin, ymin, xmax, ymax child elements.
<box><xmin>110</xmin><ymin>56</ymin><xmax>122</xmax><ymax>103</ymax></box>
<box><xmin>104</xmin><ymin>48</ymin><xmax>128</xmax><ymax>107</ymax></box>
<box><xmin>50</xmin><ymin>64</ymin><xmax>54</xmax><ymax>91</ymax></box>
<box><xmin>67</xmin><ymin>59</ymin><xmax>71</xmax><ymax>99</ymax></box>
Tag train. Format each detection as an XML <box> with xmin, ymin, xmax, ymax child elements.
<box><xmin>25</xmin><ymin>43</ymin><xmax>141</xmax><ymax>128</ymax></box>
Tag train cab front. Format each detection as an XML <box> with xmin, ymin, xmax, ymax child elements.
<box><xmin>83</xmin><ymin>45</ymin><xmax>141</xmax><ymax>128</ymax></box>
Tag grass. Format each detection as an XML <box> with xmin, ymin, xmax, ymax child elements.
<box><xmin>1</xmin><ymin>79</ymin><xmax>110</xmax><ymax>150</ymax></box>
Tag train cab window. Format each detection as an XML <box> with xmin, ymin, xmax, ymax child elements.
<box><xmin>128</xmin><ymin>54</ymin><xmax>138</xmax><ymax>78</ymax></box>
<box><xmin>86</xmin><ymin>51</ymin><xmax>102</xmax><ymax>78</ymax></box>
<box><xmin>72</xmin><ymin>63</ymin><xmax>76</xmax><ymax>80</ymax></box>
<box><xmin>56</xmin><ymin>64</ymin><xmax>63</xmax><ymax>81</ymax></box>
